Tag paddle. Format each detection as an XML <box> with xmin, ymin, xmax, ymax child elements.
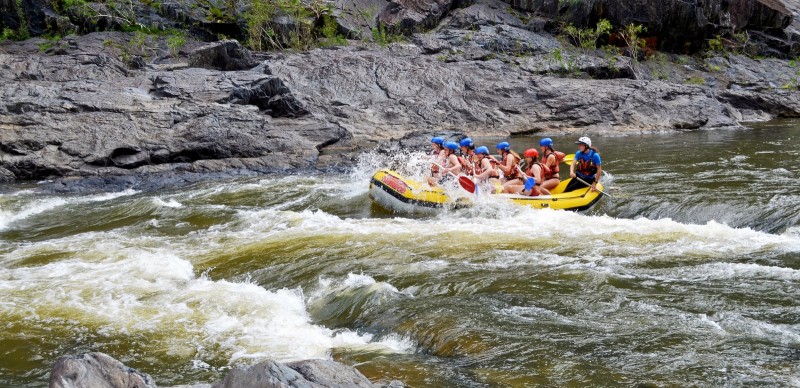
<box><xmin>575</xmin><ymin>177</ymin><xmax>615</xmax><ymax>199</ymax></box>
<box><xmin>432</xmin><ymin>162</ymin><xmax>476</xmax><ymax>193</ymax></box>
<box><xmin>562</xmin><ymin>153</ymin><xmax>575</xmax><ymax>164</ymax></box>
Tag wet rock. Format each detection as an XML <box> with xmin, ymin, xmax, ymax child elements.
<box><xmin>188</xmin><ymin>40</ymin><xmax>260</xmax><ymax>71</ymax></box>
<box><xmin>49</xmin><ymin>352</ymin><xmax>157</xmax><ymax>388</ymax></box>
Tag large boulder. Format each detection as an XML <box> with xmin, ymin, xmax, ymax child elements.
<box><xmin>378</xmin><ymin>0</ymin><xmax>456</xmax><ymax>34</ymax></box>
<box><xmin>49</xmin><ymin>352</ymin><xmax>156</xmax><ymax>388</ymax></box>
<box><xmin>188</xmin><ymin>40</ymin><xmax>260</xmax><ymax>71</ymax></box>
<box><xmin>212</xmin><ymin>359</ymin><xmax>383</xmax><ymax>388</ymax></box>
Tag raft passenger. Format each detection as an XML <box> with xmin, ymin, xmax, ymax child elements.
<box><xmin>538</xmin><ymin>138</ymin><xmax>561</xmax><ymax>191</ymax></box>
<box><xmin>495</xmin><ymin>142</ymin><xmax>522</xmax><ymax>191</ymax></box>
<box><xmin>505</xmin><ymin>148</ymin><xmax>549</xmax><ymax>196</ymax></box>
<box><xmin>430</xmin><ymin>136</ymin><xmax>446</xmax><ymax>176</ymax></box>
<box><xmin>458</xmin><ymin>138</ymin><xmax>476</xmax><ymax>176</ymax></box>
<box><xmin>427</xmin><ymin>141</ymin><xmax>462</xmax><ymax>187</ymax></box>
<box><xmin>473</xmin><ymin>146</ymin><xmax>500</xmax><ymax>184</ymax></box>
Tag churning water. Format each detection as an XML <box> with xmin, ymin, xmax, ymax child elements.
<box><xmin>1</xmin><ymin>120</ymin><xmax>799</xmax><ymax>387</ymax></box>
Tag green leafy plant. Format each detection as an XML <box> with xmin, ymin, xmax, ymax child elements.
<box><xmin>707</xmin><ymin>34</ymin><xmax>724</xmax><ymax>54</ymax></box>
<box><xmin>563</xmin><ymin>18</ymin><xmax>612</xmax><ymax>54</ymax></box>
<box><xmin>319</xmin><ymin>14</ymin><xmax>347</xmax><ymax>47</ymax></box>
<box><xmin>167</xmin><ymin>32</ymin><xmax>186</xmax><ymax>58</ymax></box>
<box><xmin>618</xmin><ymin>23</ymin><xmax>646</xmax><ymax>79</ymax></box>
<box><xmin>247</xmin><ymin>0</ymin><xmax>330</xmax><ymax>51</ymax></box>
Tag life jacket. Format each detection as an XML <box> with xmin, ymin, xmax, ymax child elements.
<box><xmin>431</xmin><ymin>149</ymin><xmax>446</xmax><ymax>175</ymax></box>
<box><xmin>501</xmin><ymin>152</ymin><xmax>521</xmax><ymax>180</ymax></box>
<box><xmin>475</xmin><ymin>157</ymin><xmax>500</xmax><ymax>178</ymax></box>
<box><xmin>458</xmin><ymin>152</ymin><xmax>475</xmax><ymax>175</ymax></box>
<box><xmin>576</xmin><ymin>148</ymin><xmax>599</xmax><ymax>179</ymax></box>
<box><xmin>541</xmin><ymin>149</ymin><xmax>561</xmax><ymax>180</ymax></box>
<box><xmin>524</xmin><ymin>161</ymin><xmax>542</xmax><ymax>179</ymax></box>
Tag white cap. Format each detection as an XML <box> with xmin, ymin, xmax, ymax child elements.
<box><xmin>575</xmin><ymin>136</ymin><xmax>592</xmax><ymax>147</ymax></box>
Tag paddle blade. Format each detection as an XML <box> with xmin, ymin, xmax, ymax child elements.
<box><xmin>562</xmin><ymin>153</ymin><xmax>575</xmax><ymax>164</ymax></box>
<box><xmin>458</xmin><ymin>176</ymin><xmax>476</xmax><ymax>193</ymax></box>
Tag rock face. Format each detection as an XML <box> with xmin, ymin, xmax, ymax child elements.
<box><xmin>0</xmin><ymin>34</ymin><xmax>349</xmax><ymax>181</ymax></box>
<box><xmin>265</xmin><ymin>44</ymin><xmax>799</xmax><ymax>143</ymax></box>
<box><xmin>49</xmin><ymin>352</ymin><xmax>157</xmax><ymax>388</ymax></box>
<box><xmin>506</xmin><ymin>0</ymin><xmax>796</xmax><ymax>55</ymax></box>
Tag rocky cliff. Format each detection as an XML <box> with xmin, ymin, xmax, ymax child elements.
<box><xmin>1</xmin><ymin>0</ymin><xmax>799</xmax><ymax>186</ymax></box>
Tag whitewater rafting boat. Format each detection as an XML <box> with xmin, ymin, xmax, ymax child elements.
<box><xmin>369</xmin><ymin>169</ymin><xmax>604</xmax><ymax>213</ymax></box>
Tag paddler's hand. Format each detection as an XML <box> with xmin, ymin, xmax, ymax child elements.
<box><xmin>570</xmin><ymin>172</ymin><xmax>576</xmax><ymax>179</ymax></box>
<box><xmin>590</xmin><ymin>182</ymin><xmax>597</xmax><ymax>192</ymax></box>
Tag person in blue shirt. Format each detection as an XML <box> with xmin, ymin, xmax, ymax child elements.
<box><xmin>565</xmin><ymin>136</ymin><xmax>603</xmax><ymax>193</ymax></box>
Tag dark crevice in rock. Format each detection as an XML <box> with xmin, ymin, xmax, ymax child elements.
<box><xmin>226</xmin><ymin>77</ymin><xmax>308</xmax><ymax>118</ymax></box>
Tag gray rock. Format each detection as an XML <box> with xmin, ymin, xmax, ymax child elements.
<box><xmin>49</xmin><ymin>352</ymin><xmax>156</xmax><ymax>388</ymax></box>
<box><xmin>286</xmin><ymin>359</ymin><xmax>375</xmax><ymax>387</ymax></box>
<box><xmin>0</xmin><ymin>34</ymin><xmax>350</xmax><ymax>182</ymax></box>
<box><xmin>379</xmin><ymin>0</ymin><xmax>455</xmax><ymax>34</ymax></box>
<box><xmin>212</xmin><ymin>359</ymin><xmax>322</xmax><ymax>388</ymax></box>
<box><xmin>0</xmin><ymin>167</ymin><xmax>16</xmax><ymax>182</ymax></box>
<box><xmin>188</xmin><ymin>40</ymin><xmax>260</xmax><ymax>71</ymax></box>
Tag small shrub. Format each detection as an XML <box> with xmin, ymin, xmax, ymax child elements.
<box><xmin>707</xmin><ymin>34</ymin><xmax>724</xmax><ymax>54</ymax></box>
<box><xmin>618</xmin><ymin>23</ymin><xmax>646</xmax><ymax>79</ymax></box>
<box><xmin>686</xmin><ymin>76</ymin><xmax>705</xmax><ymax>85</ymax></box>
<box><xmin>319</xmin><ymin>14</ymin><xmax>347</xmax><ymax>46</ymax></box>
<box><xmin>167</xmin><ymin>32</ymin><xmax>186</xmax><ymax>58</ymax></box>
<box><xmin>562</xmin><ymin>18</ymin><xmax>611</xmax><ymax>54</ymax></box>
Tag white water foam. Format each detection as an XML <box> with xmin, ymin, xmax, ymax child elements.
<box><xmin>0</xmin><ymin>245</ymin><xmax>408</xmax><ymax>365</ymax></box>
<box><xmin>152</xmin><ymin>197</ymin><xmax>183</xmax><ymax>208</ymax></box>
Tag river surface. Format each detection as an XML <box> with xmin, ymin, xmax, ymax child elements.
<box><xmin>1</xmin><ymin>120</ymin><xmax>799</xmax><ymax>387</ymax></box>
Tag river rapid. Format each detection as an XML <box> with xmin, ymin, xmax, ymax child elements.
<box><xmin>1</xmin><ymin>120</ymin><xmax>799</xmax><ymax>387</ymax></box>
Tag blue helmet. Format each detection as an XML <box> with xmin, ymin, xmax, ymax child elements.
<box><xmin>539</xmin><ymin>138</ymin><xmax>553</xmax><ymax>147</ymax></box>
<box><xmin>460</xmin><ymin>138</ymin><xmax>474</xmax><ymax>147</ymax></box>
<box><xmin>444</xmin><ymin>141</ymin><xmax>459</xmax><ymax>150</ymax></box>
<box><xmin>496</xmin><ymin>141</ymin><xmax>510</xmax><ymax>151</ymax></box>
<box><xmin>475</xmin><ymin>146</ymin><xmax>489</xmax><ymax>155</ymax></box>
<box><xmin>431</xmin><ymin>136</ymin><xmax>445</xmax><ymax>145</ymax></box>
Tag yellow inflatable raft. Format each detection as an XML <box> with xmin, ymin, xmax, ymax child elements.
<box><xmin>369</xmin><ymin>169</ymin><xmax>604</xmax><ymax>213</ymax></box>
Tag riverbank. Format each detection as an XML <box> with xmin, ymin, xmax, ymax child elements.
<box><xmin>1</xmin><ymin>0</ymin><xmax>800</xmax><ymax>189</ymax></box>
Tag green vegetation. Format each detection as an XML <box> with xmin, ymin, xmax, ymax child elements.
<box><xmin>167</xmin><ymin>31</ymin><xmax>186</xmax><ymax>57</ymax></box>
<box><xmin>38</xmin><ymin>34</ymin><xmax>62</xmax><ymax>52</ymax></box>
<box><xmin>686</xmin><ymin>76</ymin><xmax>705</xmax><ymax>85</ymax></box>
<box><xmin>783</xmin><ymin>57</ymin><xmax>800</xmax><ymax>90</ymax></box>
<box><xmin>618</xmin><ymin>23</ymin><xmax>646</xmax><ymax>78</ymax></box>
<box><xmin>319</xmin><ymin>14</ymin><xmax>347</xmax><ymax>47</ymax></box>
<box><xmin>707</xmin><ymin>34</ymin><xmax>724</xmax><ymax>54</ymax></box>
<box><xmin>246</xmin><ymin>0</ymin><xmax>344</xmax><ymax>51</ymax></box>
<box><xmin>562</xmin><ymin>19</ymin><xmax>612</xmax><ymax>54</ymax></box>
